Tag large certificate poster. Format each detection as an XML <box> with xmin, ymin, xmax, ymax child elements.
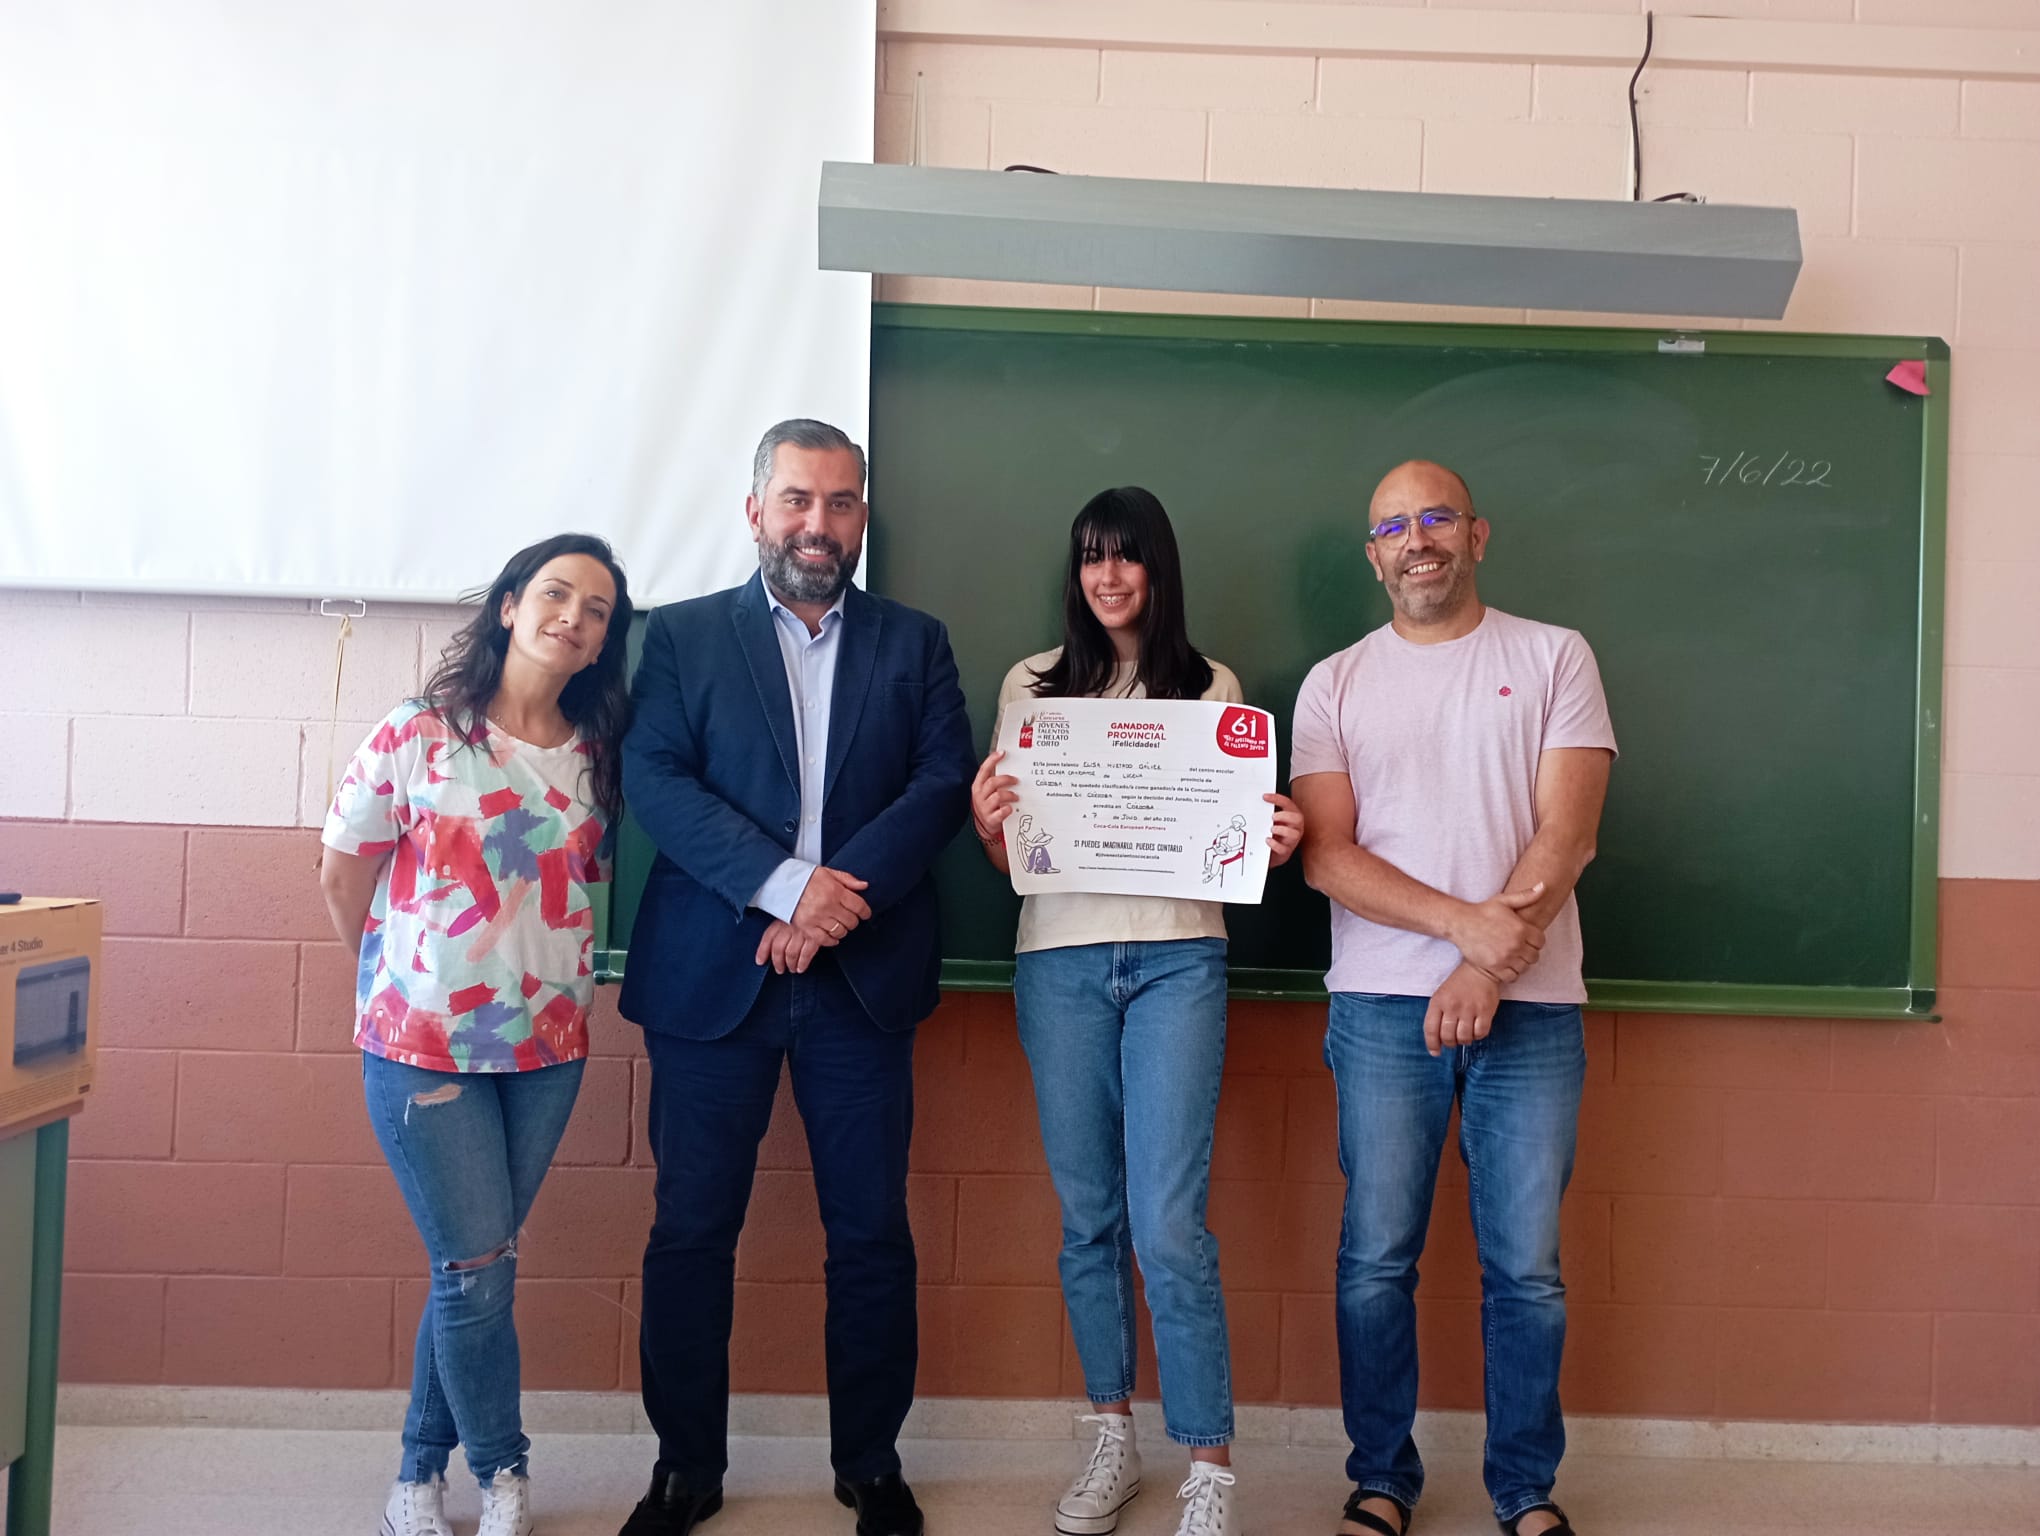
<box><xmin>996</xmin><ymin>698</ymin><xmax>1277</xmax><ymax>902</ymax></box>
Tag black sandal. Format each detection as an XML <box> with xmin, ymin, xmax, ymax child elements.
<box><xmin>1499</xmin><ymin>1502</ymin><xmax>1576</xmax><ymax>1536</ymax></box>
<box><xmin>1340</xmin><ymin>1488</ymin><xmax>1413</xmax><ymax>1536</ymax></box>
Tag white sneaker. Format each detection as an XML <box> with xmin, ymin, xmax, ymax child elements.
<box><xmin>1172</xmin><ymin>1461</ymin><xmax>1239</xmax><ymax>1536</ymax></box>
<box><xmin>477</xmin><ymin>1468</ymin><xmax>536</xmax><ymax>1536</ymax></box>
<box><xmin>1055</xmin><ymin>1412</ymin><xmax>1142</xmax><ymax>1535</ymax></box>
<box><xmin>379</xmin><ymin>1477</ymin><xmax>454</xmax><ymax>1536</ymax></box>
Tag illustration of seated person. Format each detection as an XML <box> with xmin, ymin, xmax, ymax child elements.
<box><xmin>1203</xmin><ymin>814</ymin><xmax>1249</xmax><ymax>885</ymax></box>
<box><xmin>1014</xmin><ymin>814</ymin><xmax>1059</xmax><ymax>875</ymax></box>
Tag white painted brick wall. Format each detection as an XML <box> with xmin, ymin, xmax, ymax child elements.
<box><xmin>1315</xmin><ymin>298</ymin><xmax>1529</xmax><ymax>326</ymax></box>
<box><xmin>1095</xmin><ymin>287</ymin><xmax>1309</xmax><ymax>319</ymax></box>
<box><xmin>72</xmin><ymin>717</ymin><xmax>302</xmax><ymax>827</ymax></box>
<box><xmin>1948</xmin><ymin>455</ymin><xmax>2040</xmax><ymax>566</ymax></box>
<box><xmin>1859</xmin><ymin>0</ymin><xmax>2040</xmax><ymax>26</ymax></box>
<box><xmin>1944</xmin><ymin>667</ymin><xmax>2040</xmax><ymax>778</ymax></box>
<box><xmin>0</xmin><ymin>592</ymin><xmax>469</xmax><ymax>826</ymax></box>
<box><xmin>1957</xmin><ymin>245</ymin><xmax>2040</xmax><ymax>350</ymax></box>
<box><xmin>1746</xmin><ymin>238</ymin><xmax>1958</xmax><ymax>337</ymax></box>
<box><xmin>1101</xmin><ymin>51</ymin><xmax>1315</xmax><ymax>115</ymax></box>
<box><xmin>1941</xmin><ymin>771</ymin><xmax>2040</xmax><ymax>880</ymax></box>
<box><xmin>1653</xmin><ymin>0</ymin><xmax>1852</xmax><ymax>19</ymax></box>
<box><xmin>1320</xmin><ymin>59</ymin><xmax>1533</xmax><ymax>122</ymax></box>
<box><xmin>1961</xmin><ymin>81</ymin><xmax>2040</xmax><ymax>141</ymax></box>
<box><xmin>189</xmin><ymin>613</ymin><xmax>421</xmax><ymax>722</ymax></box>
<box><xmin>1749</xmin><ymin>73</ymin><xmax>1959</xmax><ymax>136</ymax></box>
<box><xmin>884</xmin><ymin>42</ymin><xmax>1100</xmax><ymax>104</ymax></box>
<box><xmin>1948</xmin><ymin>349</ymin><xmax>2040</xmax><ymax>460</ymax></box>
<box><xmin>0</xmin><ymin>714</ymin><xmax>70</xmax><ymax>819</ymax></box>
<box><xmin>0</xmin><ymin>607</ymin><xmax>188</xmax><ymax>714</ymax></box>
<box><xmin>1207</xmin><ymin>113</ymin><xmax>1422</xmax><ymax>191</ymax></box>
<box><xmin>1423</xmin><ymin>119</ymin><xmax>1629</xmax><ymax>200</ymax></box>
<box><xmin>877</xmin><ymin>275</ymin><xmax>1097</xmax><ymax>309</ymax></box>
<box><xmin>1946</xmin><ymin>559</ymin><xmax>2040</xmax><ymax>669</ymax></box>
<box><xmin>1858</xmin><ymin>138</ymin><xmax>2040</xmax><ymax>242</ymax></box>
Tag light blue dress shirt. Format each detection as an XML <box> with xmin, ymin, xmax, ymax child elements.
<box><xmin>749</xmin><ymin>588</ymin><xmax>847</xmax><ymax>923</ymax></box>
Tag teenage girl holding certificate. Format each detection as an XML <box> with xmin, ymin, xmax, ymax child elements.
<box><xmin>969</xmin><ymin>487</ymin><xmax>1303</xmax><ymax>1536</ymax></box>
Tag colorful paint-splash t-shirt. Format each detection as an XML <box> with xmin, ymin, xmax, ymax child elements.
<box><xmin>322</xmin><ymin>700</ymin><xmax>608</xmax><ymax>1073</ymax></box>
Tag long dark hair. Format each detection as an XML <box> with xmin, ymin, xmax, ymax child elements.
<box><xmin>421</xmin><ymin>533</ymin><xmax>634</xmax><ymax>824</ymax></box>
<box><xmin>1030</xmin><ymin>486</ymin><xmax>1214</xmax><ymax>701</ymax></box>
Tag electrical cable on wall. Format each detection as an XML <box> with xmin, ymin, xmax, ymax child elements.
<box><xmin>1628</xmin><ymin>11</ymin><xmax>1654</xmax><ymax>201</ymax></box>
<box><xmin>1628</xmin><ymin>12</ymin><xmax>1697</xmax><ymax>206</ymax></box>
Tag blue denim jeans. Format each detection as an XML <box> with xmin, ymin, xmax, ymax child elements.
<box><xmin>362</xmin><ymin>1052</ymin><xmax>585</xmax><ymax>1486</ymax></box>
<box><xmin>1015</xmin><ymin>938</ymin><xmax>1233</xmax><ymax>1447</ymax></box>
<box><xmin>1326</xmin><ymin>993</ymin><xmax>1585</xmax><ymax>1523</ymax></box>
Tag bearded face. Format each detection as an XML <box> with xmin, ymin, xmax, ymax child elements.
<box><xmin>1376</xmin><ymin>530</ymin><xmax>1476</xmax><ymax>623</ymax></box>
<box><xmin>759</xmin><ymin>524</ymin><xmax>860</xmax><ymax>606</ymax></box>
<box><xmin>747</xmin><ymin>443</ymin><xmax>868</xmax><ymax>609</ymax></box>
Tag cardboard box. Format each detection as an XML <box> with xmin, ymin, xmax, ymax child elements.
<box><xmin>0</xmin><ymin>899</ymin><xmax>100</xmax><ymax>1136</ymax></box>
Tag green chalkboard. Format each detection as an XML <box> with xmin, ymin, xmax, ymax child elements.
<box><xmin>602</xmin><ymin>304</ymin><xmax>1946</xmax><ymax>1019</ymax></box>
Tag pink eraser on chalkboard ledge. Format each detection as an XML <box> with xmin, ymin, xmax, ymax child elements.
<box><xmin>1886</xmin><ymin>360</ymin><xmax>1929</xmax><ymax>396</ymax></box>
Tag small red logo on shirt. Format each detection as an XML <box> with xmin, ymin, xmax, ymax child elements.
<box><xmin>1499</xmin><ymin>686</ymin><xmax>1513</xmax><ymax>697</ymax></box>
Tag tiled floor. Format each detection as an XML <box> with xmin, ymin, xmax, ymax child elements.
<box><xmin>15</xmin><ymin>1424</ymin><xmax>2040</xmax><ymax>1535</ymax></box>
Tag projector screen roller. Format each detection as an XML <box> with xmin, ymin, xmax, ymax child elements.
<box><xmin>0</xmin><ymin>2</ymin><xmax>875</xmax><ymax>605</ymax></box>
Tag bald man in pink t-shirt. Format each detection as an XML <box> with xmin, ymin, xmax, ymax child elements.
<box><xmin>1290</xmin><ymin>461</ymin><xmax>1615</xmax><ymax>1536</ymax></box>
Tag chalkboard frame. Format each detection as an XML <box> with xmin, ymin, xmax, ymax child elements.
<box><xmin>597</xmin><ymin>304</ymin><xmax>1947</xmax><ymax>1020</ymax></box>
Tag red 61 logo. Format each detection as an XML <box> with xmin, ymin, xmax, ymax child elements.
<box><xmin>1215</xmin><ymin>705</ymin><xmax>1271</xmax><ymax>759</ymax></box>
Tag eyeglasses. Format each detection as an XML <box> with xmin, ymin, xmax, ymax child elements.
<box><xmin>1369</xmin><ymin>507</ymin><xmax>1465</xmax><ymax>542</ymax></box>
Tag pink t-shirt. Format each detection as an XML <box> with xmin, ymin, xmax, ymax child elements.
<box><xmin>1290</xmin><ymin>607</ymin><xmax>1617</xmax><ymax>1003</ymax></box>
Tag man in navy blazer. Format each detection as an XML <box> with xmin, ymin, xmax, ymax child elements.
<box><xmin>616</xmin><ymin>419</ymin><xmax>973</xmax><ymax>1536</ymax></box>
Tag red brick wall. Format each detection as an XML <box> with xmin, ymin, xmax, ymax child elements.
<box><xmin>11</xmin><ymin>818</ymin><xmax>2034</xmax><ymax>1423</ymax></box>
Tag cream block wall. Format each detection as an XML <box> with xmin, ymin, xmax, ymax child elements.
<box><xmin>6</xmin><ymin>2</ymin><xmax>2040</xmax><ymax>878</ymax></box>
<box><xmin>2</xmin><ymin>587</ymin><xmax>466</xmax><ymax>831</ymax></box>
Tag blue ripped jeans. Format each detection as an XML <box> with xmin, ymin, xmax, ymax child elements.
<box><xmin>1327</xmin><ymin>993</ymin><xmax>1585</xmax><ymax>1523</ymax></box>
<box><xmin>362</xmin><ymin>1052</ymin><xmax>585</xmax><ymax>1487</ymax></box>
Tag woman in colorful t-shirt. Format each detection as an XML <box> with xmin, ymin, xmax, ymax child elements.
<box><xmin>969</xmin><ymin>489</ymin><xmax>1304</xmax><ymax>1536</ymax></box>
<box><xmin>319</xmin><ymin>533</ymin><xmax>632</xmax><ymax>1536</ymax></box>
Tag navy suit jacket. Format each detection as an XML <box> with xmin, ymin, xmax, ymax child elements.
<box><xmin>617</xmin><ymin>573</ymin><xmax>975</xmax><ymax>1039</ymax></box>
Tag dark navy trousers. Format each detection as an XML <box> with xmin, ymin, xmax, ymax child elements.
<box><xmin>638</xmin><ymin>957</ymin><xmax>917</xmax><ymax>1487</ymax></box>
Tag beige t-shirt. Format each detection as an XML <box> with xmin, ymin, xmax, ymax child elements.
<box><xmin>993</xmin><ymin>648</ymin><xmax>1245</xmax><ymax>955</ymax></box>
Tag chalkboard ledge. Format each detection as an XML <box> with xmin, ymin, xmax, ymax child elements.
<box><xmin>938</xmin><ymin>961</ymin><xmax>1935</xmax><ymax>1020</ymax></box>
<box><xmin>594</xmin><ymin>954</ymin><xmax>1932</xmax><ymax>1021</ymax></box>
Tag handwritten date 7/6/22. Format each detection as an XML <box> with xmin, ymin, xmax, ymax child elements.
<box><xmin>1700</xmin><ymin>450</ymin><xmax>1833</xmax><ymax>488</ymax></box>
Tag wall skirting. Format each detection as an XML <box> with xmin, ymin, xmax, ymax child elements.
<box><xmin>55</xmin><ymin>1386</ymin><xmax>2040</xmax><ymax>1468</ymax></box>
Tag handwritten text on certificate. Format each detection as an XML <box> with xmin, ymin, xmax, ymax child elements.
<box><xmin>996</xmin><ymin>697</ymin><xmax>1277</xmax><ymax>903</ymax></box>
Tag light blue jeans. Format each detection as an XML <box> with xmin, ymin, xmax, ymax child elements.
<box><xmin>1326</xmin><ymin>993</ymin><xmax>1585</xmax><ymax>1523</ymax></box>
<box><xmin>1014</xmin><ymin>938</ymin><xmax>1234</xmax><ymax>1447</ymax></box>
<box><xmin>362</xmin><ymin>1052</ymin><xmax>585</xmax><ymax>1486</ymax></box>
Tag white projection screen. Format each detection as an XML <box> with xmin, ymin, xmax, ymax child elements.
<box><xmin>0</xmin><ymin>2</ymin><xmax>875</xmax><ymax>604</ymax></box>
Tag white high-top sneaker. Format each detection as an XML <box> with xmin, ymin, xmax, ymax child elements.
<box><xmin>476</xmin><ymin>1468</ymin><xmax>537</xmax><ymax>1536</ymax></box>
<box><xmin>379</xmin><ymin>1477</ymin><xmax>454</xmax><ymax>1536</ymax></box>
<box><xmin>1055</xmin><ymin>1412</ymin><xmax>1143</xmax><ymax>1535</ymax></box>
<box><xmin>1171</xmin><ymin>1461</ymin><xmax>1239</xmax><ymax>1536</ymax></box>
